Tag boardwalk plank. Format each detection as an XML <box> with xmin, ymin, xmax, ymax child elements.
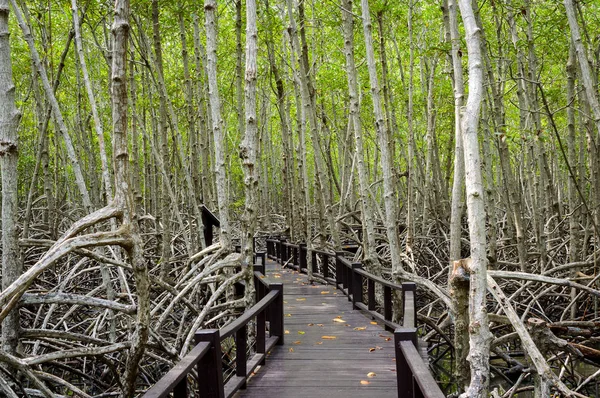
<box><xmin>234</xmin><ymin>260</ymin><xmax>398</xmax><ymax>398</ymax></box>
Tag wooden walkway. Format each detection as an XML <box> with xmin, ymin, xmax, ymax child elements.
<box><xmin>235</xmin><ymin>260</ymin><xmax>397</xmax><ymax>397</ymax></box>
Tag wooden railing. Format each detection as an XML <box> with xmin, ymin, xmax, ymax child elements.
<box><xmin>266</xmin><ymin>237</ymin><xmax>445</xmax><ymax>398</ymax></box>
<box><xmin>143</xmin><ymin>252</ymin><xmax>283</xmax><ymax>398</ymax></box>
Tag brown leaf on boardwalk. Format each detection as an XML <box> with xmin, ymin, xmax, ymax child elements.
<box><xmin>322</xmin><ymin>336</ymin><xmax>337</xmax><ymax>340</ymax></box>
<box><xmin>370</xmin><ymin>321</ymin><xmax>378</xmax><ymax>325</ymax></box>
<box><xmin>384</xmin><ymin>337</ymin><xmax>391</xmax><ymax>341</ymax></box>
<box><xmin>293</xmin><ymin>341</ymin><xmax>301</xmax><ymax>345</ymax></box>
<box><xmin>367</xmin><ymin>372</ymin><xmax>376</xmax><ymax>378</ymax></box>
<box><xmin>285</xmin><ymin>330</ymin><xmax>290</xmax><ymax>334</ymax></box>
<box><xmin>317</xmin><ymin>324</ymin><xmax>324</xmax><ymax>327</ymax></box>
<box><xmin>360</xmin><ymin>380</ymin><xmax>370</xmax><ymax>385</ymax></box>
<box><xmin>308</xmin><ymin>323</ymin><xmax>314</xmax><ymax>326</ymax></box>
<box><xmin>369</xmin><ymin>347</ymin><xmax>376</xmax><ymax>352</ymax></box>
<box><xmin>296</xmin><ymin>298</ymin><xmax>306</xmax><ymax>301</ymax></box>
<box><xmin>321</xmin><ymin>291</ymin><xmax>329</xmax><ymax>294</ymax></box>
<box><xmin>289</xmin><ymin>348</ymin><xmax>294</xmax><ymax>353</ymax></box>
<box><xmin>285</xmin><ymin>314</ymin><xmax>292</xmax><ymax>317</ymax></box>
<box><xmin>333</xmin><ymin>318</ymin><xmax>346</xmax><ymax>323</ymax></box>
<box><xmin>316</xmin><ymin>341</ymin><xmax>323</xmax><ymax>345</ymax></box>
<box><xmin>354</xmin><ymin>327</ymin><xmax>367</xmax><ymax>331</ymax></box>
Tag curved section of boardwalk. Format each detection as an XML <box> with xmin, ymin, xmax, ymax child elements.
<box><xmin>236</xmin><ymin>260</ymin><xmax>397</xmax><ymax>397</ymax></box>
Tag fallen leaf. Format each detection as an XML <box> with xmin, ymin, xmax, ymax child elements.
<box><xmin>283</xmin><ymin>301</ymin><xmax>288</xmax><ymax>304</ymax></box>
<box><xmin>369</xmin><ymin>347</ymin><xmax>376</xmax><ymax>352</ymax></box>
<box><xmin>317</xmin><ymin>324</ymin><xmax>324</xmax><ymax>327</ymax></box>
<box><xmin>296</xmin><ymin>298</ymin><xmax>306</xmax><ymax>301</ymax></box>
<box><xmin>360</xmin><ymin>380</ymin><xmax>370</xmax><ymax>385</ymax></box>
<box><xmin>370</xmin><ymin>321</ymin><xmax>378</xmax><ymax>325</ymax></box>
<box><xmin>367</xmin><ymin>372</ymin><xmax>376</xmax><ymax>378</ymax></box>
<box><xmin>354</xmin><ymin>327</ymin><xmax>367</xmax><ymax>331</ymax></box>
<box><xmin>333</xmin><ymin>318</ymin><xmax>346</xmax><ymax>323</ymax></box>
<box><xmin>289</xmin><ymin>348</ymin><xmax>294</xmax><ymax>353</ymax></box>
<box><xmin>321</xmin><ymin>291</ymin><xmax>329</xmax><ymax>294</ymax></box>
<box><xmin>293</xmin><ymin>341</ymin><xmax>302</xmax><ymax>345</ymax></box>
<box><xmin>316</xmin><ymin>341</ymin><xmax>323</xmax><ymax>345</ymax></box>
<box><xmin>308</xmin><ymin>323</ymin><xmax>314</xmax><ymax>326</ymax></box>
<box><xmin>336</xmin><ymin>316</ymin><xmax>342</xmax><ymax>319</ymax></box>
<box><xmin>298</xmin><ymin>331</ymin><xmax>305</xmax><ymax>335</ymax></box>
<box><xmin>285</xmin><ymin>330</ymin><xmax>290</xmax><ymax>334</ymax></box>
<box><xmin>285</xmin><ymin>314</ymin><xmax>292</xmax><ymax>317</ymax></box>
<box><xmin>322</xmin><ymin>336</ymin><xmax>337</xmax><ymax>340</ymax></box>
<box><xmin>345</xmin><ymin>324</ymin><xmax>350</xmax><ymax>327</ymax></box>
<box><xmin>385</xmin><ymin>337</ymin><xmax>391</xmax><ymax>341</ymax></box>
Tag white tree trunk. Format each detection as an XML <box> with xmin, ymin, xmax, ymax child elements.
<box><xmin>240</xmin><ymin>0</ymin><xmax>258</xmax><ymax>290</ymax></box>
<box><xmin>205</xmin><ymin>0</ymin><xmax>232</xmax><ymax>250</ymax></box>
<box><xmin>457</xmin><ymin>0</ymin><xmax>493</xmax><ymax>396</ymax></box>
<box><xmin>0</xmin><ymin>0</ymin><xmax>22</xmax><ymax>355</ymax></box>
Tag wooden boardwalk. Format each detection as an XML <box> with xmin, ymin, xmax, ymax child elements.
<box><xmin>235</xmin><ymin>260</ymin><xmax>398</xmax><ymax>397</ymax></box>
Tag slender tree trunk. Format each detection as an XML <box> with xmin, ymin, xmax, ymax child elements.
<box><xmin>1</xmin><ymin>0</ymin><xmax>22</xmax><ymax>355</ymax></box>
<box><xmin>205</xmin><ymin>0</ymin><xmax>232</xmax><ymax>250</ymax></box>
<box><xmin>240</xmin><ymin>0</ymin><xmax>258</xmax><ymax>303</ymax></box>
<box><xmin>406</xmin><ymin>0</ymin><xmax>416</xmax><ymax>251</ymax></box>
<box><xmin>71</xmin><ymin>0</ymin><xmax>112</xmax><ymax>202</ymax></box>
<box><xmin>445</xmin><ymin>0</ymin><xmax>469</xmax><ymax>391</ymax></box>
<box><xmin>457</xmin><ymin>0</ymin><xmax>493</xmax><ymax>395</ymax></box>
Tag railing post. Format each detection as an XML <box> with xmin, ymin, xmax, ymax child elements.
<box><xmin>402</xmin><ymin>282</ymin><xmax>417</xmax><ymax>329</ymax></box>
<box><xmin>236</xmin><ymin>324</ymin><xmax>248</xmax><ymax>388</ymax></box>
<box><xmin>351</xmin><ymin>262</ymin><xmax>363</xmax><ymax>309</ymax></box>
<box><xmin>299</xmin><ymin>244</ymin><xmax>307</xmax><ymax>271</ymax></box>
<box><xmin>384</xmin><ymin>285</ymin><xmax>393</xmax><ymax>331</ymax></box>
<box><xmin>368</xmin><ymin>279</ymin><xmax>376</xmax><ymax>311</ymax></box>
<box><xmin>322</xmin><ymin>253</ymin><xmax>329</xmax><ymax>280</ymax></box>
<box><xmin>335</xmin><ymin>252</ymin><xmax>344</xmax><ymax>288</ymax></box>
<box><xmin>281</xmin><ymin>239</ymin><xmax>287</xmax><ymax>265</ymax></box>
<box><xmin>311</xmin><ymin>250</ymin><xmax>317</xmax><ymax>274</ymax></box>
<box><xmin>195</xmin><ymin>329</ymin><xmax>224</xmax><ymax>398</ymax></box>
<box><xmin>269</xmin><ymin>283</ymin><xmax>284</xmax><ymax>345</ymax></box>
<box><xmin>395</xmin><ymin>328</ymin><xmax>418</xmax><ymax>398</ymax></box>
<box><xmin>257</xmin><ymin>297</ymin><xmax>266</xmax><ymax>365</ymax></box>
<box><xmin>173</xmin><ymin>377</ymin><xmax>187</xmax><ymax>398</ymax></box>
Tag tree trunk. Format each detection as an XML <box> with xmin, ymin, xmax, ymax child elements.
<box><xmin>205</xmin><ymin>0</ymin><xmax>232</xmax><ymax>250</ymax></box>
<box><xmin>457</xmin><ymin>0</ymin><xmax>493</xmax><ymax>395</ymax></box>
<box><xmin>1</xmin><ymin>0</ymin><xmax>22</xmax><ymax>355</ymax></box>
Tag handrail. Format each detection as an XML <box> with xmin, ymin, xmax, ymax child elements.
<box><xmin>143</xmin><ymin>252</ymin><xmax>283</xmax><ymax>398</ymax></box>
<box><xmin>220</xmin><ymin>290</ymin><xmax>278</xmax><ymax>339</ymax></box>
<box><xmin>265</xmin><ymin>236</ymin><xmax>445</xmax><ymax>398</ymax></box>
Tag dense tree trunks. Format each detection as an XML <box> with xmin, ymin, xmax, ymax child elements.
<box><xmin>564</xmin><ymin>0</ymin><xmax>600</xmax><ymax>233</ymax></box>
<box><xmin>71</xmin><ymin>0</ymin><xmax>112</xmax><ymax>203</ymax></box>
<box><xmin>11</xmin><ymin>0</ymin><xmax>93</xmax><ymax>212</ymax></box>
<box><xmin>1</xmin><ymin>0</ymin><xmax>21</xmax><ymax>355</ymax></box>
<box><xmin>457</xmin><ymin>0</ymin><xmax>493</xmax><ymax>396</ymax></box>
<box><xmin>341</xmin><ymin>0</ymin><xmax>379</xmax><ymax>272</ymax></box>
<box><xmin>360</xmin><ymin>0</ymin><xmax>402</xmax><ymax>286</ymax></box>
<box><xmin>205</xmin><ymin>0</ymin><xmax>232</xmax><ymax>250</ymax></box>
